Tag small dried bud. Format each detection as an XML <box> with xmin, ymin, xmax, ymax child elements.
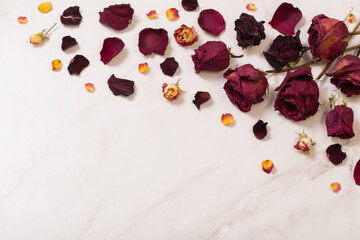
<box><xmin>29</xmin><ymin>34</ymin><xmax>43</xmax><ymax>44</ymax></box>
<box><xmin>162</xmin><ymin>80</ymin><xmax>181</xmax><ymax>100</ymax></box>
<box><xmin>294</xmin><ymin>131</ymin><xmax>314</xmax><ymax>154</ymax></box>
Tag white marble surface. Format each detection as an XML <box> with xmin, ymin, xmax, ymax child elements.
<box><xmin>1</xmin><ymin>0</ymin><xmax>360</xmax><ymax>239</ymax></box>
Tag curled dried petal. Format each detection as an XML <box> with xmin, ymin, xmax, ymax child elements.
<box><xmin>253</xmin><ymin>120</ymin><xmax>268</xmax><ymax>139</ymax></box>
<box><xmin>29</xmin><ymin>34</ymin><xmax>43</xmax><ymax>45</ymax></box>
<box><xmin>85</xmin><ymin>83</ymin><xmax>95</xmax><ymax>93</ymax></box>
<box><xmin>221</xmin><ymin>113</ymin><xmax>234</xmax><ymax>126</ymax></box>
<box><xmin>100</xmin><ymin>37</ymin><xmax>125</xmax><ymax>64</ymax></box>
<box><xmin>160</xmin><ymin>57</ymin><xmax>179</xmax><ymax>76</ymax></box>
<box><xmin>38</xmin><ymin>2</ymin><xmax>52</xmax><ymax>13</ymax></box>
<box><xmin>61</xmin><ymin>6</ymin><xmax>82</xmax><ymax>25</ymax></box>
<box><xmin>246</xmin><ymin>3</ymin><xmax>256</xmax><ymax>11</ymax></box>
<box><xmin>269</xmin><ymin>2</ymin><xmax>302</xmax><ymax>35</ymax></box>
<box><xmin>67</xmin><ymin>55</ymin><xmax>89</xmax><ymax>75</ymax></box>
<box><xmin>193</xmin><ymin>91</ymin><xmax>211</xmax><ymax>110</ymax></box>
<box><xmin>61</xmin><ymin>36</ymin><xmax>78</xmax><ymax>51</ymax></box>
<box><xmin>166</xmin><ymin>8</ymin><xmax>179</xmax><ymax>21</ymax></box>
<box><xmin>330</xmin><ymin>182</ymin><xmax>341</xmax><ymax>193</ymax></box>
<box><xmin>18</xmin><ymin>16</ymin><xmax>27</xmax><ymax>24</ymax></box>
<box><xmin>182</xmin><ymin>0</ymin><xmax>199</xmax><ymax>11</ymax></box>
<box><xmin>99</xmin><ymin>4</ymin><xmax>134</xmax><ymax>30</ymax></box>
<box><xmin>146</xmin><ymin>10</ymin><xmax>158</xmax><ymax>19</ymax></box>
<box><xmin>108</xmin><ymin>74</ymin><xmax>134</xmax><ymax>96</ymax></box>
<box><xmin>326</xmin><ymin>143</ymin><xmax>347</xmax><ymax>165</ymax></box>
<box><xmin>138</xmin><ymin>63</ymin><xmax>149</xmax><ymax>74</ymax></box>
<box><xmin>198</xmin><ymin>9</ymin><xmax>225</xmax><ymax>36</ymax></box>
<box><xmin>52</xmin><ymin>59</ymin><xmax>62</xmax><ymax>71</ymax></box>
<box><xmin>262</xmin><ymin>160</ymin><xmax>274</xmax><ymax>174</ymax></box>
<box><xmin>138</xmin><ymin>28</ymin><xmax>169</xmax><ymax>55</ymax></box>
<box><xmin>354</xmin><ymin>160</ymin><xmax>360</xmax><ymax>186</ymax></box>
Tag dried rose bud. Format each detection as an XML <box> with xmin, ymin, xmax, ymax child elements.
<box><xmin>85</xmin><ymin>83</ymin><xmax>95</xmax><ymax>93</ymax></box>
<box><xmin>198</xmin><ymin>9</ymin><xmax>225</xmax><ymax>36</ymax></box>
<box><xmin>166</xmin><ymin>8</ymin><xmax>179</xmax><ymax>21</ymax></box>
<box><xmin>262</xmin><ymin>160</ymin><xmax>274</xmax><ymax>174</ymax></box>
<box><xmin>160</xmin><ymin>57</ymin><xmax>179</xmax><ymax>77</ymax></box>
<box><xmin>29</xmin><ymin>34</ymin><xmax>43</xmax><ymax>45</ymax></box>
<box><xmin>162</xmin><ymin>80</ymin><xmax>181</xmax><ymax>101</ymax></box>
<box><xmin>99</xmin><ymin>4</ymin><xmax>134</xmax><ymax>30</ymax></box>
<box><xmin>349</xmin><ymin>14</ymin><xmax>355</xmax><ymax>23</ymax></box>
<box><xmin>52</xmin><ymin>59</ymin><xmax>62</xmax><ymax>71</ymax></box>
<box><xmin>61</xmin><ymin>6</ymin><xmax>82</xmax><ymax>25</ymax></box>
<box><xmin>174</xmin><ymin>24</ymin><xmax>198</xmax><ymax>47</ymax></box>
<box><xmin>193</xmin><ymin>91</ymin><xmax>211</xmax><ymax>110</ymax></box>
<box><xmin>182</xmin><ymin>0</ymin><xmax>198</xmax><ymax>11</ymax></box>
<box><xmin>221</xmin><ymin>113</ymin><xmax>234</xmax><ymax>126</ymax></box>
<box><xmin>138</xmin><ymin>63</ymin><xmax>149</xmax><ymax>74</ymax></box>
<box><xmin>138</xmin><ymin>28</ymin><xmax>169</xmax><ymax>55</ymax></box>
<box><xmin>269</xmin><ymin>2</ymin><xmax>302</xmax><ymax>35</ymax></box>
<box><xmin>326</xmin><ymin>144</ymin><xmax>346</xmax><ymax>165</ymax></box>
<box><xmin>235</xmin><ymin>13</ymin><xmax>265</xmax><ymax>49</ymax></box>
<box><xmin>146</xmin><ymin>10</ymin><xmax>158</xmax><ymax>19</ymax></box>
<box><xmin>38</xmin><ymin>2</ymin><xmax>52</xmax><ymax>13</ymax></box>
<box><xmin>253</xmin><ymin>120</ymin><xmax>268</xmax><ymax>139</ymax></box>
<box><xmin>330</xmin><ymin>182</ymin><xmax>341</xmax><ymax>193</ymax></box>
<box><xmin>294</xmin><ymin>131</ymin><xmax>314</xmax><ymax>154</ymax></box>
<box><xmin>354</xmin><ymin>160</ymin><xmax>360</xmax><ymax>186</ymax></box>
<box><xmin>18</xmin><ymin>16</ymin><xmax>27</xmax><ymax>24</ymax></box>
<box><xmin>246</xmin><ymin>3</ymin><xmax>256</xmax><ymax>11</ymax></box>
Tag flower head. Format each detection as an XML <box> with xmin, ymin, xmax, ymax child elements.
<box><xmin>162</xmin><ymin>80</ymin><xmax>181</xmax><ymax>101</ymax></box>
<box><xmin>294</xmin><ymin>131</ymin><xmax>314</xmax><ymax>154</ymax></box>
<box><xmin>174</xmin><ymin>24</ymin><xmax>198</xmax><ymax>46</ymax></box>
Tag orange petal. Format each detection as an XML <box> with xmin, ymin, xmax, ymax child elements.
<box><xmin>262</xmin><ymin>160</ymin><xmax>274</xmax><ymax>174</ymax></box>
<box><xmin>246</xmin><ymin>3</ymin><xmax>256</xmax><ymax>11</ymax></box>
<box><xmin>38</xmin><ymin>2</ymin><xmax>52</xmax><ymax>13</ymax></box>
<box><xmin>138</xmin><ymin>62</ymin><xmax>149</xmax><ymax>73</ymax></box>
<box><xmin>52</xmin><ymin>59</ymin><xmax>62</xmax><ymax>71</ymax></box>
<box><xmin>221</xmin><ymin>113</ymin><xmax>234</xmax><ymax>126</ymax></box>
<box><xmin>85</xmin><ymin>83</ymin><xmax>95</xmax><ymax>93</ymax></box>
<box><xmin>349</xmin><ymin>14</ymin><xmax>355</xmax><ymax>24</ymax></box>
<box><xmin>330</xmin><ymin>182</ymin><xmax>341</xmax><ymax>193</ymax></box>
<box><xmin>30</xmin><ymin>34</ymin><xmax>43</xmax><ymax>44</ymax></box>
<box><xmin>146</xmin><ymin>10</ymin><xmax>158</xmax><ymax>19</ymax></box>
<box><xmin>166</xmin><ymin>8</ymin><xmax>179</xmax><ymax>21</ymax></box>
<box><xmin>18</xmin><ymin>16</ymin><xmax>27</xmax><ymax>24</ymax></box>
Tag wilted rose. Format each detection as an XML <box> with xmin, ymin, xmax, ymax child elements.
<box><xmin>191</xmin><ymin>41</ymin><xmax>230</xmax><ymax>73</ymax></box>
<box><xmin>326</xmin><ymin>105</ymin><xmax>355</xmax><ymax>139</ymax></box>
<box><xmin>294</xmin><ymin>131</ymin><xmax>314</xmax><ymax>154</ymax></box>
<box><xmin>234</xmin><ymin>13</ymin><xmax>265</xmax><ymax>49</ymax></box>
<box><xmin>162</xmin><ymin>81</ymin><xmax>181</xmax><ymax>100</ymax></box>
<box><xmin>263</xmin><ymin>30</ymin><xmax>309</xmax><ymax>71</ymax></box>
<box><xmin>274</xmin><ymin>67</ymin><xmax>319</xmax><ymax>121</ymax></box>
<box><xmin>173</xmin><ymin>24</ymin><xmax>198</xmax><ymax>46</ymax></box>
<box><xmin>308</xmin><ymin>14</ymin><xmax>349</xmax><ymax>62</ymax></box>
<box><xmin>326</xmin><ymin>55</ymin><xmax>360</xmax><ymax>97</ymax></box>
<box><xmin>223</xmin><ymin>64</ymin><xmax>268</xmax><ymax>112</ymax></box>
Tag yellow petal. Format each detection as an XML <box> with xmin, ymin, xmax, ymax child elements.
<box><xmin>138</xmin><ymin>62</ymin><xmax>149</xmax><ymax>73</ymax></box>
<box><xmin>221</xmin><ymin>113</ymin><xmax>234</xmax><ymax>126</ymax></box>
<box><xmin>38</xmin><ymin>2</ymin><xmax>52</xmax><ymax>13</ymax></box>
<box><xmin>330</xmin><ymin>182</ymin><xmax>341</xmax><ymax>193</ymax></box>
<box><xmin>146</xmin><ymin>10</ymin><xmax>158</xmax><ymax>19</ymax></box>
<box><xmin>85</xmin><ymin>83</ymin><xmax>95</xmax><ymax>93</ymax></box>
<box><xmin>166</xmin><ymin>8</ymin><xmax>179</xmax><ymax>21</ymax></box>
<box><xmin>18</xmin><ymin>16</ymin><xmax>27</xmax><ymax>24</ymax></box>
<box><xmin>349</xmin><ymin>14</ymin><xmax>355</xmax><ymax>24</ymax></box>
<box><xmin>52</xmin><ymin>59</ymin><xmax>62</xmax><ymax>71</ymax></box>
<box><xmin>262</xmin><ymin>160</ymin><xmax>274</xmax><ymax>174</ymax></box>
<box><xmin>246</xmin><ymin>3</ymin><xmax>256</xmax><ymax>11</ymax></box>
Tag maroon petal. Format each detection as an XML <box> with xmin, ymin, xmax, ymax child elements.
<box><xmin>193</xmin><ymin>91</ymin><xmax>211</xmax><ymax>110</ymax></box>
<box><xmin>99</xmin><ymin>4</ymin><xmax>134</xmax><ymax>31</ymax></box>
<box><xmin>138</xmin><ymin>28</ymin><xmax>169</xmax><ymax>55</ymax></box>
<box><xmin>326</xmin><ymin>143</ymin><xmax>347</xmax><ymax>165</ymax></box>
<box><xmin>354</xmin><ymin>159</ymin><xmax>360</xmax><ymax>186</ymax></box>
<box><xmin>253</xmin><ymin>120</ymin><xmax>268</xmax><ymax>139</ymax></box>
<box><xmin>107</xmin><ymin>74</ymin><xmax>134</xmax><ymax>96</ymax></box>
<box><xmin>160</xmin><ymin>57</ymin><xmax>179</xmax><ymax>76</ymax></box>
<box><xmin>100</xmin><ymin>37</ymin><xmax>125</xmax><ymax>64</ymax></box>
<box><xmin>61</xmin><ymin>6</ymin><xmax>82</xmax><ymax>25</ymax></box>
<box><xmin>182</xmin><ymin>0</ymin><xmax>199</xmax><ymax>11</ymax></box>
<box><xmin>61</xmin><ymin>36</ymin><xmax>78</xmax><ymax>51</ymax></box>
<box><xmin>269</xmin><ymin>3</ymin><xmax>302</xmax><ymax>35</ymax></box>
<box><xmin>198</xmin><ymin>9</ymin><xmax>225</xmax><ymax>36</ymax></box>
<box><xmin>67</xmin><ymin>55</ymin><xmax>89</xmax><ymax>75</ymax></box>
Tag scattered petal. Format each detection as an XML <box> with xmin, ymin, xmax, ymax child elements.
<box><xmin>146</xmin><ymin>10</ymin><xmax>158</xmax><ymax>19</ymax></box>
<box><xmin>354</xmin><ymin>160</ymin><xmax>360</xmax><ymax>186</ymax></box>
<box><xmin>349</xmin><ymin>14</ymin><xmax>355</xmax><ymax>23</ymax></box>
<box><xmin>29</xmin><ymin>34</ymin><xmax>43</xmax><ymax>45</ymax></box>
<box><xmin>38</xmin><ymin>2</ymin><xmax>52</xmax><ymax>13</ymax></box>
<box><xmin>138</xmin><ymin>63</ymin><xmax>149</xmax><ymax>74</ymax></box>
<box><xmin>326</xmin><ymin>143</ymin><xmax>347</xmax><ymax>165</ymax></box>
<box><xmin>18</xmin><ymin>16</ymin><xmax>27</xmax><ymax>24</ymax></box>
<box><xmin>253</xmin><ymin>120</ymin><xmax>268</xmax><ymax>139</ymax></box>
<box><xmin>61</xmin><ymin>6</ymin><xmax>82</xmax><ymax>25</ymax></box>
<box><xmin>198</xmin><ymin>9</ymin><xmax>226</xmax><ymax>36</ymax></box>
<box><xmin>85</xmin><ymin>83</ymin><xmax>95</xmax><ymax>93</ymax></box>
<box><xmin>99</xmin><ymin>4</ymin><xmax>134</xmax><ymax>30</ymax></box>
<box><xmin>330</xmin><ymin>182</ymin><xmax>341</xmax><ymax>193</ymax></box>
<box><xmin>160</xmin><ymin>57</ymin><xmax>179</xmax><ymax>76</ymax></box>
<box><xmin>294</xmin><ymin>131</ymin><xmax>314</xmax><ymax>154</ymax></box>
<box><xmin>162</xmin><ymin>81</ymin><xmax>181</xmax><ymax>100</ymax></box>
<box><xmin>269</xmin><ymin>2</ymin><xmax>302</xmax><ymax>35</ymax></box>
<box><xmin>246</xmin><ymin>3</ymin><xmax>256</xmax><ymax>11</ymax></box>
<box><xmin>221</xmin><ymin>113</ymin><xmax>234</xmax><ymax>126</ymax></box>
<box><xmin>100</xmin><ymin>37</ymin><xmax>125</xmax><ymax>64</ymax></box>
<box><xmin>174</xmin><ymin>24</ymin><xmax>198</xmax><ymax>46</ymax></box>
<box><xmin>182</xmin><ymin>0</ymin><xmax>199</xmax><ymax>11</ymax></box>
<box><xmin>262</xmin><ymin>160</ymin><xmax>274</xmax><ymax>174</ymax></box>
<box><xmin>193</xmin><ymin>91</ymin><xmax>211</xmax><ymax>110</ymax></box>
<box><xmin>67</xmin><ymin>55</ymin><xmax>89</xmax><ymax>75</ymax></box>
<box><xmin>138</xmin><ymin>28</ymin><xmax>169</xmax><ymax>55</ymax></box>
<box><xmin>108</xmin><ymin>74</ymin><xmax>135</xmax><ymax>96</ymax></box>
<box><xmin>52</xmin><ymin>59</ymin><xmax>62</xmax><ymax>71</ymax></box>
<box><xmin>61</xmin><ymin>35</ymin><xmax>78</xmax><ymax>51</ymax></box>
<box><xmin>166</xmin><ymin>8</ymin><xmax>179</xmax><ymax>21</ymax></box>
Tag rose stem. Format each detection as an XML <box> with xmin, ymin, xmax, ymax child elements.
<box><xmin>230</xmin><ymin>53</ymin><xmax>244</xmax><ymax>58</ymax></box>
<box><xmin>350</xmin><ymin>31</ymin><xmax>360</xmax><ymax>35</ymax></box>
<box><xmin>45</xmin><ymin>23</ymin><xmax>57</xmax><ymax>34</ymax></box>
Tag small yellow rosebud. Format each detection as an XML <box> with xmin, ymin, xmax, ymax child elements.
<box><xmin>30</xmin><ymin>34</ymin><xmax>43</xmax><ymax>44</ymax></box>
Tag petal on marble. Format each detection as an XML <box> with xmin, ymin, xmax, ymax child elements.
<box><xmin>354</xmin><ymin>159</ymin><xmax>360</xmax><ymax>186</ymax></box>
<box><xmin>326</xmin><ymin>143</ymin><xmax>346</xmax><ymax>165</ymax></box>
<box><xmin>269</xmin><ymin>2</ymin><xmax>302</xmax><ymax>35</ymax></box>
<box><xmin>52</xmin><ymin>59</ymin><xmax>62</xmax><ymax>71</ymax></box>
<box><xmin>146</xmin><ymin>10</ymin><xmax>158</xmax><ymax>19</ymax></box>
<box><xmin>107</xmin><ymin>74</ymin><xmax>135</xmax><ymax>96</ymax></box>
<box><xmin>330</xmin><ymin>182</ymin><xmax>341</xmax><ymax>193</ymax></box>
<box><xmin>262</xmin><ymin>160</ymin><xmax>274</xmax><ymax>174</ymax></box>
<box><xmin>61</xmin><ymin>36</ymin><xmax>78</xmax><ymax>51</ymax></box>
<box><xmin>67</xmin><ymin>55</ymin><xmax>89</xmax><ymax>75</ymax></box>
<box><xmin>138</xmin><ymin>28</ymin><xmax>169</xmax><ymax>55</ymax></box>
<box><xmin>160</xmin><ymin>57</ymin><xmax>179</xmax><ymax>76</ymax></box>
<box><xmin>198</xmin><ymin>9</ymin><xmax>226</xmax><ymax>36</ymax></box>
<box><xmin>182</xmin><ymin>0</ymin><xmax>199</xmax><ymax>11</ymax></box>
<box><xmin>221</xmin><ymin>113</ymin><xmax>234</xmax><ymax>126</ymax></box>
<box><xmin>85</xmin><ymin>83</ymin><xmax>95</xmax><ymax>93</ymax></box>
<box><xmin>100</xmin><ymin>37</ymin><xmax>125</xmax><ymax>64</ymax></box>
<box><xmin>246</xmin><ymin>3</ymin><xmax>256</xmax><ymax>11</ymax></box>
<box><xmin>193</xmin><ymin>91</ymin><xmax>211</xmax><ymax>110</ymax></box>
<box><xmin>166</xmin><ymin>8</ymin><xmax>179</xmax><ymax>21</ymax></box>
<box><xmin>18</xmin><ymin>16</ymin><xmax>27</xmax><ymax>24</ymax></box>
<box><xmin>138</xmin><ymin>62</ymin><xmax>149</xmax><ymax>73</ymax></box>
<box><xmin>253</xmin><ymin>120</ymin><xmax>268</xmax><ymax>139</ymax></box>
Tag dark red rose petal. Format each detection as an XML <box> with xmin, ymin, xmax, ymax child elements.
<box><xmin>326</xmin><ymin>144</ymin><xmax>346</xmax><ymax>165</ymax></box>
<box><xmin>354</xmin><ymin>159</ymin><xmax>360</xmax><ymax>186</ymax></box>
<box><xmin>99</xmin><ymin>4</ymin><xmax>134</xmax><ymax>30</ymax></box>
<box><xmin>61</xmin><ymin>36</ymin><xmax>78</xmax><ymax>51</ymax></box>
<box><xmin>67</xmin><ymin>55</ymin><xmax>89</xmax><ymax>75</ymax></box>
<box><xmin>182</xmin><ymin>0</ymin><xmax>199</xmax><ymax>11</ymax></box>
<box><xmin>253</xmin><ymin>120</ymin><xmax>268</xmax><ymax>139</ymax></box>
<box><xmin>193</xmin><ymin>91</ymin><xmax>211</xmax><ymax>110</ymax></box>
<box><xmin>269</xmin><ymin>3</ymin><xmax>302</xmax><ymax>35</ymax></box>
<box><xmin>61</xmin><ymin>6</ymin><xmax>82</xmax><ymax>25</ymax></box>
<box><xmin>160</xmin><ymin>57</ymin><xmax>179</xmax><ymax>76</ymax></box>
<box><xmin>138</xmin><ymin>28</ymin><xmax>169</xmax><ymax>55</ymax></box>
<box><xmin>198</xmin><ymin>9</ymin><xmax>225</xmax><ymax>36</ymax></box>
<box><xmin>100</xmin><ymin>37</ymin><xmax>125</xmax><ymax>64</ymax></box>
<box><xmin>107</xmin><ymin>74</ymin><xmax>134</xmax><ymax>96</ymax></box>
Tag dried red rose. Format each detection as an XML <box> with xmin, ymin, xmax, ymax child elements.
<box><xmin>160</xmin><ymin>57</ymin><xmax>179</xmax><ymax>77</ymax></box>
<box><xmin>138</xmin><ymin>28</ymin><xmax>169</xmax><ymax>55</ymax></box>
<box><xmin>61</xmin><ymin>36</ymin><xmax>78</xmax><ymax>51</ymax></box>
<box><xmin>198</xmin><ymin>9</ymin><xmax>225</xmax><ymax>36</ymax></box>
<box><xmin>235</xmin><ymin>13</ymin><xmax>265</xmax><ymax>48</ymax></box>
<box><xmin>263</xmin><ymin>30</ymin><xmax>309</xmax><ymax>71</ymax></box>
<box><xmin>308</xmin><ymin>14</ymin><xmax>349</xmax><ymax>62</ymax></box>
<box><xmin>192</xmin><ymin>41</ymin><xmax>230</xmax><ymax>73</ymax></box>
<box><xmin>354</xmin><ymin>160</ymin><xmax>360</xmax><ymax>186</ymax></box>
<box><xmin>68</xmin><ymin>55</ymin><xmax>89</xmax><ymax>75</ymax></box>
<box><xmin>223</xmin><ymin>64</ymin><xmax>268</xmax><ymax>112</ymax></box>
<box><xmin>326</xmin><ymin>55</ymin><xmax>360</xmax><ymax>97</ymax></box>
<box><xmin>182</xmin><ymin>0</ymin><xmax>198</xmax><ymax>11</ymax></box>
<box><xmin>174</xmin><ymin>24</ymin><xmax>198</xmax><ymax>47</ymax></box>
<box><xmin>253</xmin><ymin>120</ymin><xmax>268</xmax><ymax>139</ymax></box>
<box><xmin>294</xmin><ymin>131</ymin><xmax>314</xmax><ymax>154</ymax></box>
<box><xmin>269</xmin><ymin>3</ymin><xmax>302</xmax><ymax>35</ymax></box>
<box><xmin>326</xmin><ymin>143</ymin><xmax>346</xmax><ymax>165</ymax></box>
<box><xmin>326</xmin><ymin>105</ymin><xmax>355</xmax><ymax>139</ymax></box>
<box><xmin>193</xmin><ymin>91</ymin><xmax>211</xmax><ymax>110</ymax></box>
<box><xmin>108</xmin><ymin>74</ymin><xmax>134</xmax><ymax>96</ymax></box>
<box><xmin>100</xmin><ymin>37</ymin><xmax>125</xmax><ymax>64</ymax></box>
<box><xmin>61</xmin><ymin>6</ymin><xmax>82</xmax><ymax>25</ymax></box>
<box><xmin>274</xmin><ymin>67</ymin><xmax>319</xmax><ymax>121</ymax></box>
<box><xmin>99</xmin><ymin>4</ymin><xmax>134</xmax><ymax>30</ymax></box>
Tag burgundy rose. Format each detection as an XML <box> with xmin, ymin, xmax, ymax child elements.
<box><xmin>235</xmin><ymin>13</ymin><xmax>265</xmax><ymax>49</ymax></box>
<box><xmin>191</xmin><ymin>41</ymin><xmax>230</xmax><ymax>73</ymax></box>
<box><xmin>274</xmin><ymin>67</ymin><xmax>319</xmax><ymax>121</ymax></box>
<box><xmin>325</xmin><ymin>105</ymin><xmax>355</xmax><ymax>139</ymax></box>
<box><xmin>223</xmin><ymin>64</ymin><xmax>268</xmax><ymax>112</ymax></box>
<box><xmin>99</xmin><ymin>4</ymin><xmax>134</xmax><ymax>31</ymax></box>
<box><xmin>198</xmin><ymin>9</ymin><xmax>225</xmax><ymax>36</ymax></box>
<box><xmin>138</xmin><ymin>28</ymin><xmax>169</xmax><ymax>55</ymax></box>
<box><xmin>326</xmin><ymin>55</ymin><xmax>360</xmax><ymax>97</ymax></box>
<box><xmin>308</xmin><ymin>14</ymin><xmax>349</xmax><ymax>62</ymax></box>
<box><xmin>269</xmin><ymin>3</ymin><xmax>302</xmax><ymax>35</ymax></box>
<box><xmin>263</xmin><ymin>30</ymin><xmax>309</xmax><ymax>71</ymax></box>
